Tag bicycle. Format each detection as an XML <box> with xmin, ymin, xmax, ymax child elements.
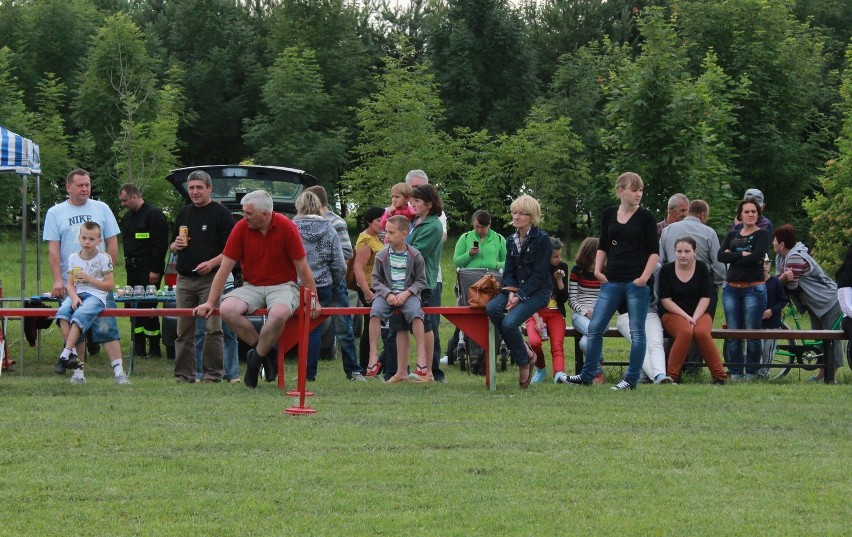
<box><xmin>768</xmin><ymin>303</ymin><xmax>847</xmax><ymax>380</ymax></box>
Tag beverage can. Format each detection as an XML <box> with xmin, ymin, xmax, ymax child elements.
<box><xmin>179</xmin><ymin>225</ymin><xmax>189</xmax><ymax>240</ymax></box>
<box><xmin>71</xmin><ymin>267</ymin><xmax>82</xmax><ymax>281</ymax></box>
<box><xmin>541</xmin><ymin>326</ymin><xmax>549</xmax><ymax>341</ymax></box>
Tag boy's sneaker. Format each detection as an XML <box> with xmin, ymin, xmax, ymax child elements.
<box><xmin>565</xmin><ymin>374</ymin><xmax>592</xmax><ymax>386</ymax></box>
<box><xmin>610</xmin><ymin>380</ymin><xmax>635</xmax><ymax>391</ymax></box>
<box><xmin>54</xmin><ymin>357</ymin><xmax>69</xmax><ymax>375</ymax></box>
<box><xmin>349</xmin><ymin>372</ymin><xmax>368</xmax><ymax>382</ymax></box>
<box><xmin>66</xmin><ymin>353</ymin><xmax>80</xmax><ymax>370</ymax></box>
<box><xmin>530</xmin><ymin>367</ymin><xmax>547</xmax><ymax>384</ymax></box>
<box><xmin>114</xmin><ymin>373</ymin><xmax>131</xmax><ymax>385</ymax></box>
<box><xmin>553</xmin><ymin>371</ymin><xmax>568</xmax><ymax>384</ymax></box>
<box><xmin>70</xmin><ymin>374</ymin><xmax>87</xmax><ymax>385</ymax></box>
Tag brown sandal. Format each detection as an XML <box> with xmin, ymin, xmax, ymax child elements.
<box><xmin>518</xmin><ymin>363</ymin><xmax>532</xmax><ymax>389</ymax></box>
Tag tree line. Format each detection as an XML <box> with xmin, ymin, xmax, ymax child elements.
<box><xmin>1</xmin><ymin>0</ymin><xmax>850</xmax><ymax>269</ymax></box>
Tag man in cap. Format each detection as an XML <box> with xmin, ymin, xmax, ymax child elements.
<box><xmin>730</xmin><ymin>188</ymin><xmax>773</xmax><ymax>235</ymax></box>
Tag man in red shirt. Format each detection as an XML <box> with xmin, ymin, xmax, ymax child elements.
<box><xmin>195</xmin><ymin>190</ymin><xmax>321</xmax><ymax>388</ymax></box>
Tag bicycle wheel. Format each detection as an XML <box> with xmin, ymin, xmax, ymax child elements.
<box><xmin>770</xmin><ymin>321</ymin><xmax>797</xmax><ymax>380</ymax></box>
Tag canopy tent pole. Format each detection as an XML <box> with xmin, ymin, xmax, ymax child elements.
<box><xmin>20</xmin><ymin>173</ymin><xmax>27</xmax><ymax>374</ymax></box>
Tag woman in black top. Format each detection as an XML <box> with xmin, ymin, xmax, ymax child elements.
<box><xmin>718</xmin><ymin>198</ymin><xmax>770</xmax><ymax>379</ymax></box>
<box><xmin>659</xmin><ymin>237</ymin><xmax>727</xmax><ymax>384</ymax></box>
<box><xmin>566</xmin><ymin>172</ymin><xmax>659</xmax><ymax>390</ymax></box>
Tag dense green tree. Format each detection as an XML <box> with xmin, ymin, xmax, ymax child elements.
<box><xmin>243</xmin><ymin>48</ymin><xmax>348</xmax><ymax>187</ymax></box>
<box><xmin>12</xmin><ymin>0</ymin><xmax>103</xmax><ymax>103</ymax></box>
<box><xmin>544</xmin><ymin>39</ymin><xmax>633</xmax><ymax>232</ymax></box>
<box><xmin>0</xmin><ymin>46</ymin><xmax>36</xmax><ymax>229</ymax></box>
<box><xmin>427</xmin><ymin>0</ymin><xmax>538</xmax><ymax>133</ymax></box>
<box><xmin>804</xmin><ymin>45</ymin><xmax>852</xmax><ymax>274</ymax></box>
<box><xmin>465</xmin><ymin>106</ymin><xmax>590</xmax><ymax>241</ymax></box>
<box><xmin>30</xmin><ymin>73</ymin><xmax>73</xmax><ymax>210</ymax></box>
<box><xmin>343</xmin><ymin>38</ymin><xmax>456</xmax><ymax>216</ymax></box>
<box><xmin>72</xmin><ymin>12</ymin><xmax>161</xmax><ymax>206</ymax></box>
<box><xmin>603</xmin><ymin>9</ymin><xmax>745</xmax><ymax>231</ymax></box>
<box><xmin>522</xmin><ymin>0</ymin><xmax>666</xmax><ymax>89</ymax></box>
<box><xmin>135</xmin><ymin>0</ymin><xmax>263</xmax><ymax>165</ymax></box>
<box><xmin>266</xmin><ymin>0</ymin><xmax>383</xmax><ymax>211</ymax></box>
<box><xmin>676</xmin><ymin>0</ymin><xmax>833</xmax><ymax>229</ymax></box>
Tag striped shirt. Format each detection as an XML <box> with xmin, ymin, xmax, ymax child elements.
<box><xmin>389</xmin><ymin>249</ymin><xmax>409</xmax><ymax>293</ymax></box>
<box><xmin>569</xmin><ymin>265</ymin><xmax>601</xmax><ymax>316</ymax></box>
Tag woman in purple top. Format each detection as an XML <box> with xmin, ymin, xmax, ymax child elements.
<box><xmin>566</xmin><ymin>172</ymin><xmax>659</xmax><ymax>390</ymax></box>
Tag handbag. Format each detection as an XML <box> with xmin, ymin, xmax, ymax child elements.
<box><xmin>345</xmin><ymin>257</ymin><xmax>358</xmax><ymax>291</ymax></box>
<box><xmin>467</xmin><ymin>273</ymin><xmax>501</xmax><ymax>308</ymax></box>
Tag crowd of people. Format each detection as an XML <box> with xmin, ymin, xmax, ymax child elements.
<box><xmin>42</xmin><ymin>167</ymin><xmax>850</xmax><ymax>388</ymax></box>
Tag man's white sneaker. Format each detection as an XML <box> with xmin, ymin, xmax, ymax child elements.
<box><xmin>115</xmin><ymin>373</ymin><xmax>131</xmax><ymax>385</ymax></box>
<box><xmin>439</xmin><ymin>355</ymin><xmax>449</xmax><ymax>365</ymax></box>
<box><xmin>70</xmin><ymin>375</ymin><xmax>87</xmax><ymax>385</ymax></box>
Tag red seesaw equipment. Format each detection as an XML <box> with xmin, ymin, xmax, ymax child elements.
<box><xmin>0</xmin><ymin>286</ymin><xmax>498</xmax><ymax>415</ymax></box>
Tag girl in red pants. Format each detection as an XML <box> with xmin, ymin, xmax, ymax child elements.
<box><xmin>526</xmin><ymin>238</ymin><xmax>569</xmax><ymax>383</ymax></box>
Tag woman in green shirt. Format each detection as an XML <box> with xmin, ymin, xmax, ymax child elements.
<box><xmin>453</xmin><ymin>210</ymin><xmax>507</xmax><ymax>270</ymax></box>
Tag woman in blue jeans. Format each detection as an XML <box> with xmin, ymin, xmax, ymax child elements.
<box><xmin>486</xmin><ymin>195</ymin><xmax>553</xmax><ymax>388</ymax></box>
<box><xmin>293</xmin><ymin>191</ymin><xmax>347</xmax><ymax>381</ymax></box>
<box><xmin>566</xmin><ymin>172</ymin><xmax>659</xmax><ymax>390</ymax></box>
<box><xmin>718</xmin><ymin>198</ymin><xmax>769</xmax><ymax>380</ymax></box>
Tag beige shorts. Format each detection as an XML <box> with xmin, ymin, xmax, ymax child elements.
<box><xmin>224</xmin><ymin>282</ymin><xmax>300</xmax><ymax>314</ymax></box>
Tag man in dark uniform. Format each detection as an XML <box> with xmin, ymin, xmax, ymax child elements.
<box><xmin>118</xmin><ymin>183</ymin><xmax>169</xmax><ymax>357</ymax></box>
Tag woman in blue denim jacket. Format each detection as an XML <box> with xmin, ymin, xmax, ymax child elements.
<box><xmin>486</xmin><ymin>195</ymin><xmax>553</xmax><ymax>388</ymax></box>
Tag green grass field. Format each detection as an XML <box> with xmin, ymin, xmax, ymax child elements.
<box><xmin>2</xmin><ymin>237</ymin><xmax>851</xmax><ymax>535</ymax></box>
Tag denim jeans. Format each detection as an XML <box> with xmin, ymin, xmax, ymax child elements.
<box><xmin>307</xmin><ymin>285</ymin><xmax>334</xmax><ymax>380</ymax></box>
<box><xmin>332</xmin><ymin>281</ymin><xmax>364</xmax><ymax>379</ymax></box>
<box><xmin>579</xmin><ymin>281</ymin><xmax>649</xmax><ymax>386</ymax></box>
<box><xmin>195</xmin><ymin>319</ymin><xmax>238</xmax><ymax>381</ymax></box>
<box><xmin>486</xmin><ymin>289</ymin><xmax>551</xmax><ymax>366</ymax></box>
<box><xmin>571</xmin><ymin>312</ymin><xmax>591</xmax><ymax>355</ymax></box>
<box><xmin>722</xmin><ymin>283</ymin><xmax>766</xmax><ymax>375</ymax></box>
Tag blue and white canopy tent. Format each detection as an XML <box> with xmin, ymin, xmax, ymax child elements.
<box><xmin>1</xmin><ymin>125</ymin><xmax>42</xmax><ymax>372</ymax></box>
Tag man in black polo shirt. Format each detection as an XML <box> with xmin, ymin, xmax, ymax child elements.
<box><xmin>169</xmin><ymin>170</ymin><xmax>235</xmax><ymax>383</ymax></box>
<box><xmin>119</xmin><ymin>183</ymin><xmax>169</xmax><ymax>357</ymax></box>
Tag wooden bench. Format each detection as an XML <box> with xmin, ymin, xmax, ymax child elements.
<box><xmin>567</xmin><ymin>327</ymin><xmax>846</xmax><ymax>384</ymax></box>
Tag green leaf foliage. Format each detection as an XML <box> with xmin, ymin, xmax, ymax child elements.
<box><xmin>803</xmin><ymin>44</ymin><xmax>852</xmax><ymax>274</ymax></box>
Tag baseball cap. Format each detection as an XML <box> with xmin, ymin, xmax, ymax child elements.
<box><xmin>743</xmin><ymin>188</ymin><xmax>765</xmax><ymax>206</ymax></box>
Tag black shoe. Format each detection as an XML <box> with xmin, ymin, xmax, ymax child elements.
<box><xmin>147</xmin><ymin>337</ymin><xmax>162</xmax><ymax>358</ymax></box>
<box><xmin>263</xmin><ymin>351</ymin><xmax>277</xmax><ymax>383</ymax></box>
<box><xmin>610</xmin><ymin>380</ymin><xmax>636</xmax><ymax>391</ymax></box>
<box><xmin>132</xmin><ymin>344</ymin><xmax>147</xmax><ymax>357</ymax></box>
<box><xmin>711</xmin><ymin>378</ymin><xmax>727</xmax><ymax>385</ymax></box>
<box><xmin>244</xmin><ymin>349</ymin><xmax>261</xmax><ymax>388</ymax></box>
<box><xmin>565</xmin><ymin>374</ymin><xmax>592</xmax><ymax>386</ymax></box>
<box><xmin>86</xmin><ymin>341</ymin><xmax>101</xmax><ymax>356</ymax></box>
<box><xmin>66</xmin><ymin>353</ymin><xmax>80</xmax><ymax>370</ymax></box>
<box><xmin>54</xmin><ymin>358</ymin><xmax>69</xmax><ymax>375</ymax></box>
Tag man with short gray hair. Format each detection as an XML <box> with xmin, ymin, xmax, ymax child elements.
<box><xmin>657</xmin><ymin>193</ymin><xmax>689</xmax><ymax>237</ymax></box>
<box><xmin>195</xmin><ymin>190</ymin><xmax>321</xmax><ymax>388</ymax></box>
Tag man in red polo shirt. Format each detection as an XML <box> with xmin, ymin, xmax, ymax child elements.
<box><xmin>195</xmin><ymin>190</ymin><xmax>321</xmax><ymax>388</ymax></box>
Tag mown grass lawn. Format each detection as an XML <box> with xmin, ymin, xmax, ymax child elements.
<box><xmin>2</xmin><ymin>237</ymin><xmax>851</xmax><ymax>535</ymax></box>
